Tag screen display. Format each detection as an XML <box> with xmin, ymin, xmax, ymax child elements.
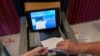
<box><xmin>30</xmin><ymin>10</ymin><xmax>56</xmax><ymax>31</ymax></box>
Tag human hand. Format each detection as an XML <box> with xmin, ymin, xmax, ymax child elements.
<box><xmin>56</xmin><ymin>39</ymin><xmax>79</xmax><ymax>54</ymax></box>
<box><xmin>21</xmin><ymin>46</ymin><xmax>48</xmax><ymax>56</ymax></box>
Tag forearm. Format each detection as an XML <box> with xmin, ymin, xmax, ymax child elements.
<box><xmin>76</xmin><ymin>42</ymin><xmax>100</xmax><ymax>55</ymax></box>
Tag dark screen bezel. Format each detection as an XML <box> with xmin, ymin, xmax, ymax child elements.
<box><xmin>25</xmin><ymin>8</ymin><xmax>60</xmax><ymax>32</ymax></box>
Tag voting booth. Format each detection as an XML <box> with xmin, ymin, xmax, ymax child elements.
<box><xmin>24</xmin><ymin>1</ymin><xmax>77</xmax><ymax>56</ymax></box>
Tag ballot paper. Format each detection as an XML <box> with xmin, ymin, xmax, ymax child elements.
<box><xmin>41</xmin><ymin>37</ymin><xmax>64</xmax><ymax>50</ymax></box>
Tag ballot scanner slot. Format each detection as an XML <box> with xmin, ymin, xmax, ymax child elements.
<box><xmin>39</xmin><ymin>28</ymin><xmax>61</xmax><ymax>41</ymax></box>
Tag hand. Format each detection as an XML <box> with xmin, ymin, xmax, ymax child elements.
<box><xmin>56</xmin><ymin>39</ymin><xmax>79</xmax><ymax>54</ymax></box>
<box><xmin>21</xmin><ymin>46</ymin><xmax>48</xmax><ymax>56</ymax></box>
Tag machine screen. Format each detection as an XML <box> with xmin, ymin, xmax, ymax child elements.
<box><xmin>30</xmin><ymin>10</ymin><xmax>56</xmax><ymax>31</ymax></box>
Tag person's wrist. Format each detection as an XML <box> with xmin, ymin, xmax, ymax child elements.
<box><xmin>75</xmin><ymin>43</ymin><xmax>91</xmax><ymax>54</ymax></box>
<box><xmin>74</xmin><ymin>43</ymin><xmax>85</xmax><ymax>54</ymax></box>
<box><xmin>73</xmin><ymin>43</ymin><xmax>82</xmax><ymax>54</ymax></box>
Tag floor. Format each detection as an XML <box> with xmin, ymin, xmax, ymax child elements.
<box><xmin>71</xmin><ymin>20</ymin><xmax>100</xmax><ymax>56</ymax></box>
<box><xmin>72</xmin><ymin>20</ymin><xmax>100</xmax><ymax>43</ymax></box>
<box><xmin>0</xmin><ymin>19</ymin><xmax>100</xmax><ymax>56</ymax></box>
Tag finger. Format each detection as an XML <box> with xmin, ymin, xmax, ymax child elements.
<box><xmin>56</xmin><ymin>40</ymin><xmax>71</xmax><ymax>46</ymax></box>
<box><xmin>21</xmin><ymin>50</ymin><xmax>36</xmax><ymax>56</ymax></box>
<box><xmin>56</xmin><ymin>45</ymin><xmax>65</xmax><ymax>50</ymax></box>
<box><xmin>32</xmin><ymin>46</ymin><xmax>44</xmax><ymax>52</ymax></box>
<box><xmin>41</xmin><ymin>48</ymin><xmax>48</xmax><ymax>55</ymax></box>
<box><xmin>56</xmin><ymin>41</ymin><xmax>65</xmax><ymax>46</ymax></box>
<box><xmin>56</xmin><ymin>46</ymin><xmax>68</xmax><ymax>54</ymax></box>
<box><xmin>21</xmin><ymin>46</ymin><xmax>44</xmax><ymax>56</ymax></box>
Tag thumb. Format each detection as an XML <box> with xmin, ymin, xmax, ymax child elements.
<box><xmin>21</xmin><ymin>46</ymin><xmax>43</xmax><ymax>56</ymax></box>
<box><xmin>31</xmin><ymin>46</ymin><xmax>44</xmax><ymax>52</ymax></box>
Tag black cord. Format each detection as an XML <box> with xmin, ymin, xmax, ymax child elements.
<box><xmin>3</xmin><ymin>46</ymin><xmax>10</xmax><ymax>56</ymax></box>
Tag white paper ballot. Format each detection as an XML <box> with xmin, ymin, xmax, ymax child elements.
<box><xmin>41</xmin><ymin>37</ymin><xmax>64</xmax><ymax>50</ymax></box>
